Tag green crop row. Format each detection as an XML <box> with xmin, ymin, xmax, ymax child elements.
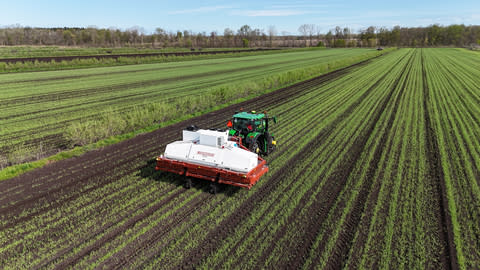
<box><xmin>0</xmin><ymin>49</ymin><xmax>292</xmax><ymax>73</ymax></box>
<box><xmin>0</xmin><ymin>46</ymin><xmax>262</xmax><ymax>59</ymax></box>
<box><xmin>422</xmin><ymin>48</ymin><xmax>480</xmax><ymax>269</ymax></box>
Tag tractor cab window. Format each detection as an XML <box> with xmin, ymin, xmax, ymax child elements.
<box><xmin>256</xmin><ymin>120</ymin><xmax>264</xmax><ymax>131</ymax></box>
<box><xmin>233</xmin><ymin>118</ymin><xmax>252</xmax><ymax>131</ymax></box>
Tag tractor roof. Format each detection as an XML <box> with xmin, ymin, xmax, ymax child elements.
<box><xmin>233</xmin><ymin>111</ymin><xmax>265</xmax><ymax>120</ymax></box>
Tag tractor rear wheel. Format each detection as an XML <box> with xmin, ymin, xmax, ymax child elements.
<box><xmin>250</xmin><ymin>141</ymin><xmax>260</xmax><ymax>154</ymax></box>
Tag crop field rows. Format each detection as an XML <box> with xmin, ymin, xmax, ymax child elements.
<box><xmin>0</xmin><ymin>48</ymin><xmax>379</xmax><ymax>159</ymax></box>
<box><xmin>0</xmin><ymin>48</ymin><xmax>478</xmax><ymax>269</ymax></box>
<box><xmin>0</xmin><ymin>47</ymin><xmax>265</xmax><ymax>59</ymax></box>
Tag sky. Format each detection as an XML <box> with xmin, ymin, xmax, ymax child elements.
<box><xmin>1</xmin><ymin>0</ymin><xmax>479</xmax><ymax>34</ymax></box>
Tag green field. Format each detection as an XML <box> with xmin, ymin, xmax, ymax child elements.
<box><xmin>0</xmin><ymin>46</ymin><xmax>256</xmax><ymax>58</ymax></box>
<box><xmin>0</xmin><ymin>48</ymin><xmax>384</xmax><ymax>166</ymax></box>
<box><xmin>0</xmin><ymin>48</ymin><xmax>478</xmax><ymax>269</ymax></box>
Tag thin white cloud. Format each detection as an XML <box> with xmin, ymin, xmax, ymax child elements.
<box><xmin>169</xmin><ymin>6</ymin><xmax>231</xmax><ymax>15</ymax></box>
<box><xmin>234</xmin><ymin>9</ymin><xmax>313</xmax><ymax>17</ymax></box>
<box><xmin>270</xmin><ymin>4</ymin><xmax>331</xmax><ymax>9</ymax></box>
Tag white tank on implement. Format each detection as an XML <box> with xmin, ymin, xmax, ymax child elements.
<box><xmin>164</xmin><ymin>129</ymin><xmax>259</xmax><ymax>173</ymax></box>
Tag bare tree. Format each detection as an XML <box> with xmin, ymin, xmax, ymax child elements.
<box><xmin>343</xmin><ymin>27</ymin><xmax>351</xmax><ymax>40</ymax></box>
<box><xmin>223</xmin><ymin>28</ymin><xmax>234</xmax><ymax>47</ymax></box>
<box><xmin>210</xmin><ymin>31</ymin><xmax>217</xmax><ymax>47</ymax></box>
<box><xmin>306</xmin><ymin>24</ymin><xmax>315</xmax><ymax>46</ymax></box>
<box><xmin>316</xmin><ymin>26</ymin><xmax>322</xmax><ymax>46</ymax></box>
<box><xmin>335</xmin><ymin>26</ymin><xmax>343</xmax><ymax>40</ymax></box>
<box><xmin>268</xmin><ymin>25</ymin><xmax>277</xmax><ymax>47</ymax></box>
<box><xmin>298</xmin><ymin>24</ymin><xmax>308</xmax><ymax>47</ymax></box>
<box><xmin>238</xmin><ymin>25</ymin><xmax>252</xmax><ymax>47</ymax></box>
<box><xmin>280</xmin><ymin>31</ymin><xmax>289</xmax><ymax>47</ymax></box>
<box><xmin>299</xmin><ymin>24</ymin><xmax>315</xmax><ymax>46</ymax></box>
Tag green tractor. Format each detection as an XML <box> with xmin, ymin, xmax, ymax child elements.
<box><xmin>227</xmin><ymin>110</ymin><xmax>277</xmax><ymax>156</ymax></box>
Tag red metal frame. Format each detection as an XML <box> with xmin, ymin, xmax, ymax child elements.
<box><xmin>155</xmin><ymin>155</ymin><xmax>268</xmax><ymax>189</ymax></box>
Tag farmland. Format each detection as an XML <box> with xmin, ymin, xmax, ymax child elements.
<box><xmin>0</xmin><ymin>46</ymin><xmax>258</xmax><ymax>59</ymax></box>
<box><xmin>0</xmin><ymin>48</ymin><xmax>383</xmax><ymax>166</ymax></box>
<box><xmin>0</xmin><ymin>48</ymin><xmax>479</xmax><ymax>269</ymax></box>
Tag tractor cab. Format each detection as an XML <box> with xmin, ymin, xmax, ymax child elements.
<box><xmin>227</xmin><ymin>111</ymin><xmax>277</xmax><ymax>156</ymax></box>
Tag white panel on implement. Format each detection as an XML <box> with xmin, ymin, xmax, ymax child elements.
<box><xmin>182</xmin><ymin>130</ymin><xmax>199</xmax><ymax>142</ymax></box>
<box><xmin>163</xmin><ymin>129</ymin><xmax>258</xmax><ymax>173</ymax></box>
<box><xmin>197</xmin><ymin>129</ymin><xmax>228</xmax><ymax>147</ymax></box>
<box><xmin>164</xmin><ymin>141</ymin><xmax>193</xmax><ymax>160</ymax></box>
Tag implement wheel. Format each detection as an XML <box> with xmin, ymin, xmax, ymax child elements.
<box><xmin>209</xmin><ymin>183</ymin><xmax>218</xmax><ymax>194</ymax></box>
<box><xmin>184</xmin><ymin>177</ymin><xmax>192</xmax><ymax>189</ymax></box>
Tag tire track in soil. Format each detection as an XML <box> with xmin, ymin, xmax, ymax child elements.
<box><xmin>0</xmin><ymin>56</ymin><xmax>377</xmax><ymax>268</ymax></box>
<box><xmin>420</xmin><ymin>50</ymin><xmax>458</xmax><ymax>270</ymax></box>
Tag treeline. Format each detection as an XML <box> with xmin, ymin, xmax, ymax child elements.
<box><xmin>0</xmin><ymin>24</ymin><xmax>478</xmax><ymax>48</ymax></box>
<box><xmin>360</xmin><ymin>25</ymin><xmax>480</xmax><ymax>47</ymax></box>
<box><xmin>0</xmin><ymin>25</ymin><xmax>274</xmax><ymax>48</ymax></box>
<box><xmin>303</xmin><ymin>24</ymin><xmax>480</xmax><ymax>48</ymax></box>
